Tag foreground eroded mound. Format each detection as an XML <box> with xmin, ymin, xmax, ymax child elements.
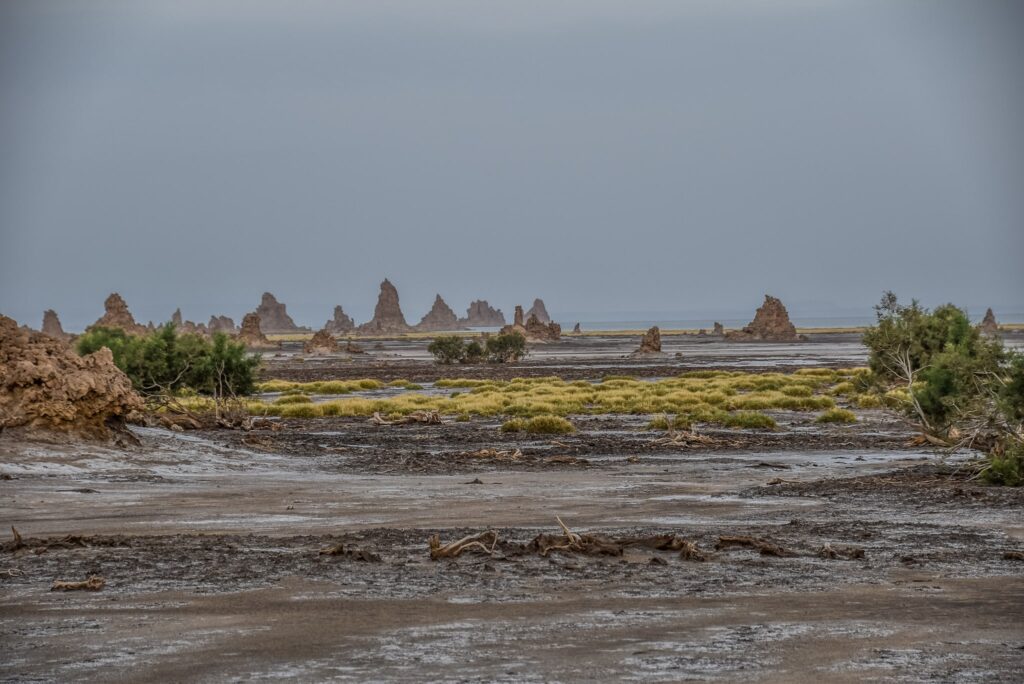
<box><xmin>0</xmin><ymin>315</ymin><xmax>143</xmax><ymax>440</ymax></box>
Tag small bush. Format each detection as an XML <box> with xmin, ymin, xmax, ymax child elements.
<box><xmin>983</xmin><ymin>444</ymin><xmax>1022</xmax><ymax>486</ymax></box>
<box><xmin>428</xmin><ymin>336</ymin><xmax>466</xmax><ymax>364</ymax></box>
<box><xmin>523</xmin><ymin>415</ymin><xmax>576</xmax><ymax>434</ymax></box>
<box><xmin>486</xmin><ymin>332</ymin><xmax>528</xmax><ymax>363</ymax></box>
<box><xmin>720</xmin><ymin>411</ymin><xmax>776</xmax><ymax>429</ymax></box>
<box><xmin>463</xmin><ymin>340</ymin><xmax>485</xmax><ymax>364</ymax></box>
<box><xmin>816</xmin><ymin>408</ymin><xmax>857</xmax><ymax>424</ymax></box>
<box><xmin>854</xmin><ymin>393</ymin><xmax>883</xmax><ymax>409</ymax></box>
<box><xmin>274</xmin><ymin>395</ymin><xmax>313</xmax><ymax>405</ymax></box>
<box><xmin>501</xmin><ymin>418</ymin><xmax>527</xmax><ymax>433</ymax></box>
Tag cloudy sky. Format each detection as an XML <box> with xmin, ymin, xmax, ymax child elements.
<box><xmin>1</xmin><ymin>0</ymin><xmax>1022</xmax><ymax>330</ymax></box>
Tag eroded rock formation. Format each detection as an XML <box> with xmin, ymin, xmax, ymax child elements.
<box><xmin>171</xmin><ymin>309</ymin><xmax>183</xmax><ymax>327</ymax></box>
<box><xmin>208</xmin><ymin>315</ymin><xmax>236</xmax><ymax>334</ymax></box>
<box><xmin>304</xmin><ymin>328</ymin><xmax>339</xmax><ymax>354</ymax></box>
<box><xmin>980</xmin><ymin>308</ymin><xmax>999</xmax><ymax>335</ymax></box>
<box><xmin>636</xmin><ymin>326</ymin><xmax>662</xmax><ymax>353</ymax></box>
<box><xmin>725</xmin><ymin>295</ymin><xmax>804</xmax><ymax>342</ymax></box>
<box><xmin>713</xmin><ymin>322</ymin><xmax>724</xmax><ymax>336</ymax></box>
<box><xmin>525</xmin><ymin>298</ymin><xmax>551</xmax><ymax>324</ymax></box>
<box><xmin>237</xmin><ymin>313</ymin><xmax>279</xmax><ymax>350</ymax></box>
<box><xmin>0</xmin><ymin>314</ymin><xmax>143</xmax><ymax>440</ymax></box>
<box><xmin>255</xmin><ymin>292</ymin><xmax>300</xmax><ymax>333</ymax></box>
<box><xmin>460</xmin><ymin>300</ymin><xmax>506</xmax><ymax>327</ymax></box>
<box><xmin>501</xmin><ymin>305</ymin><xmax>560</xmax><ymax>342</ymax></box>
<box><xmin>324</xmin><ymin>306</ymin><xmax>355</xmax><ymax>334</ymax></box>
<box><xmin>41</xmin><ymin>310</ymin><xmax>69</xmax><ymax>341</ymax></box>
<box><xmin>572</xmin><ymin>323</ymin><xmax>582</xmax><ymax>334</ymax></box>
<box><xmin>416</xmin><ymin>295</ymin><xmax>461</xmax><ymax>331</ymax></box>
<box><xmin>358</xmin><ymin>279</ymin><xmax>411</xmax><ymax>334</ymax></box>
<box><xmin>89</xmin><ymin>293</ymin><xmax>147</xmax><ymax>335</ymax></box>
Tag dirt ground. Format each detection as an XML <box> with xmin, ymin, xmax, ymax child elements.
<box><xmin>2</xmin><ymin>336</ymin><xmax>1023</xmax><ymax>681</ymax></box>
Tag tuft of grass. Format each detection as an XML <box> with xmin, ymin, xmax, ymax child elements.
<box><xmin>502</xmin><ymin>415</ymin><xmax>575</xmax><ymax>434</ymax></box>
<box><xmin>854</xmin><ymin>393</ymin><xmax>883</xmax><ymax>409</ymax></box>
<box><xmin>500</xmin><ymin>417</ymin><xmax>527</xmax><ymax>433</ymax></box>
<box><xmin>647</xmin><ymin>415</ymin><xmax>671</xmax><ymax>430</ymax></box>
<box><xmin>718</xmin><ymin>411</ymin><xmax>777</xmax><ymax>429</ymax></box>
<box><xmin>273</xmin><ymin>395</ymin><xmax>313</xmax><ymax>405</ymax></box>
<box><xmin>815</xmin><ymin>408</ymin><xmax>857</xmax><ymax>424</ymax></box>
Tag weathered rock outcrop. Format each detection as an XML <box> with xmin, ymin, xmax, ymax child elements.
<box><xmin>500</xmin><ymin>305</ymin><xmax>560</xmax><ymax>342</ymax></box>
<box><xmin>304</xmin><ymin>328</ymin><xmax>339</xmax><ymax>354</ymax></box>
<box><xmin>89</xmin><ymin>293</ymin><xmax>147</xmax><ymax>335</ymax></box>
<box><xmin>980</xmin><ymin>308</ymin><xmax>999</xmax><ymax>335</ymax></box>
<box><xmin>357</xmin><ymin>279</ymin><xmax>411</xmax><ymax>334</ymax></box>
<box><xmin>41</xmin><ymin>310</ymin><xmax>69</xmax><ymax>341</ymax></box>
<box><xmin>713</xmin><ymin>322</ymin><xmax>724</xmax><ymax>336</ymax></box>
<box><xmin>459</xmin><ymin>300</ymin><xmax>506</xmax><ymax>327</ymax></box>
<box><xmin>0</xmin><ymin>314</ymin><xmax>143</xmax><ymax>440</ymax></box>
<box><xmin>323</xmin><ymin>306</ymin><xmax>355</xmax><ymax>334</ymax></box>
<box><xmin>636</xmin><ymin>326</ymin><xmax>662</xmax><ymax>353</ymax></box>
<box><xmin>725</xmin><ymin>295</ymin><xmax>804</xmax><ymax>342</ymax></box>
<box><xmin>572</xmin><ymin>323</ymin><xmax>582</xmax><ymax>334</ymax></box>
<box><xmin>171</xmin><ymin>309</ymin><xmax>183</xmax><ymax>327</ymax></box>
<box><xmin>255</xmin><ymin>292</ymin><xmax>301</xmax><ymax>333</ymax></box>
<box><xmin>237</xmin><ymin>313</ymin><xmax>279</xmax><ymax>350</ymax></box>
<box><xmin>208</xmin><ymin>315</ymin><xmax>236</xmax><ymax>334</ymax></box>
<box><xmin>416</xmin><ymin>295</ymin><xmax>462</xmax><ymax>331</ymax></box>
<box><xmin>525</xmin><ymin>299</ymin><xmax>551</xmax><ymax>324</ymax></box>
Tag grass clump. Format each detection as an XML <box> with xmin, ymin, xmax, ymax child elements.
<box><xmin>815</xmin><ymin>408</ymin><xmax>857</xmax><ymax>424</ymax></box>
<box><xmin>718</xmin><ymin>411</ymin><xmax>777</xmax><ymax>429</ymax></box>
<box><xmin>983</xmin><ymin>444</ymin><xmax>1022</xmax><ymax>486</ymax></box>
<box><xmin>647</xmin><ymin>415</ymin><xmax>671</xmax><ymax>430</ymax></box>
<box><xmin>502</xmin><ymin>415</ymin><xmax>576</xmax><ymax>434</ymax></box>
<box><xmin>273</xmin><ymin>395</ymin><xmax>313</xmax><ymax>405</ymax></box>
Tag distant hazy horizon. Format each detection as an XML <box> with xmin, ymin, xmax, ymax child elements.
<box><xmin>2</xmin><ymin>1</ymin><xmax>1022</xmax><ymax>330</ymax></box>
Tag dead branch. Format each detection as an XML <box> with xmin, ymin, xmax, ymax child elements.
<box><xmin>51</xmin><ymin>576</ymin><xmax>105</xmax><ymax>592</ymax></box>
<box><xmin>369</xmin><ymin>410</ymin><xmax>443</xmax><ymax>426</ymax></box>
<box><xmin>818</xmin><ymin>543</ymin><xmax>865</xmax><ymax>560</ymax></box>
<box><xmin>715</xmin><ymin>535</ymin><xmax>792</xmax><ymax>557</ymax></box>
<box><xmin>429</xmin><ymin>530</ymin><xmax>499</xmax><ymax>559</ymax></box>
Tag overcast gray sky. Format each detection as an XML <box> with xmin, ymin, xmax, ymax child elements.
<box><xmin>1</xmin><ymin>0</ymin><xmax>1022</xmax><ymax>330</ymax></box>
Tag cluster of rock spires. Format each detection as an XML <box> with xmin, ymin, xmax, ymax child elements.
<box><xmin>88</xmin><ymin>293</ymin><xmax>149</xmax><ymax>336</ymax></box>
<box><xmin>725</xmin><ymin>295</ymin><xmax>806</xmax><ymax>342</ymax></box>
<box><xmin>417</xmin><ymin>294</ymin><xmax>460</xmax><ymax>331</ymax></box>
<box><xmin>500</xmin><ymin>304</ymin><xmax>561</xmax><ymax>342</ymax></box>
<box><xmin>980</xmin><ymin>308</ymin><xmax>999</xmax><ymax>336</ymax></box>
<box><xmin>169</xmin><ymin>309</ymin><xmax>238</xmax><ymax>336</ymax></box>
<box><xmin>461</xmin><ymin>300</ymin><xmax>505</xmax><ymax>327</ymax></box>
<box><xmin>255</xmin><ymin>292</ymin><xmax>308</xmax><ymax>333</ymax></box>
<box><xmin>0</xmin><ymin>314</ymin><xmax>142</xmax><ymax>441</ymax></box>
<box><xmin>237</xmin><ymin>313</ymin><xmax>279</xmax><ymax>350</ymax></box>
<box><xmin>323</xmin><ymin>306</ymin><xmax>355</xmax><ymax>334</ymax></box>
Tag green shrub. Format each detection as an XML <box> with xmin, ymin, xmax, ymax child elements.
<box><xmin>77</xmin><ymin>325</ymin><xmax>259</xmax><ymax>398</ymax></box>
<box><xmin>720</xmin><ymin>411</ymin><xmax>776</xmax><ymax>429</ymax></box>
<box><xmin>501</xmin><ymin>417</ymin><xmax>527</xmax><ymax>433</ymax></box>
<box><xmin>463</xmin><ymin>340</ymin><xmax>485</xmax><ymax>364</ymax></box>
<box><xmin>428</xmin><ymin>336</ymin><xmax>466</xmax><ymax>364</ymax></box>
<box><xmin>815</xmin><ymin>408</ymin><xmax>857</xmax><ymax>424</ymax></box>
<box><xmin>274</xmin><ymin>395</ymin><xmax>313</xmax><ymax>405</ymax></box>
<box><xmin>486</xmin><ymin>332</ymin><xmax>528</xmax><ymax>363</ymax></box>
<box><xmin>983</xmin><ymin>444</ymin><xmax>1022</xmax><ymax>486</ymax></box>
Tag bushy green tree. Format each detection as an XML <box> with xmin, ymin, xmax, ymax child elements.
<box><xmin>427</xmin><ymin>336</ymin><xmax>466</xmax><ymax>364</ymax></box>
<box><xmin>76</xmin><ymin>325</ymin><xmax>259</xmax><ymax>398</ymax></box>
<box><xmin>486</xmin><ymin>332</ymin><xmax>527</xmax><ymax>363</ymax></box>
<box><xmin>862</xmin><ymin>292</ymin><xmax>1023</xmax><ymax>484</ymax></box>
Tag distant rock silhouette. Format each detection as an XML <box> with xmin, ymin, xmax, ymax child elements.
<box><xmin>980</xmin><ymin>308</ymin><xmax>999</xmax><ymax>335</ymax></box>
<box><xmin>417</xmin><ymin>294</ymin><xmax>462</xmax><ymax>331</ymax></box>
<box><xmin>525</xmin><ymin>298</ymin><xmax>551</xmax><ymax>324</ymax></box>
<box><xmin>324</xmin><ymin>306</ymin><xmax>355</xmax><ymax>334</ymax></box>
<box><xmin>725</xmin><ymin>295</ymin><xmax>804</xmax><ymax>342</ymax></box>
<box><xmin>89</xmin><ymin>293</ymin><xmax>147</xmax><ymax>335</ymax></box>
<box><xmin>460</xmin><ymin>300</ymin><xmax>505</xmax><ymax>327</ymax></box>
<box><xmin>358</xmin><ymin>279</ymin><xmax>411</xmax><ymax>334</ymax></box>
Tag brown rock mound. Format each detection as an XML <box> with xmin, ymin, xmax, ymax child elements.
<box><xmin>636</xmin><ymin>326</ymin><xmax>662</xmax><ymax>353</ymax></box>
<box><xmin>525</xmin><ymin>298</ymin><xmax>551</xmax><ymax>324</ymax></box>
<box><xmin>460</xmin><ymin>300</ymin><xmax>505</xmax><ymax>327</ymax></box>
<box><xmin>89</xmin><ymin>293</ymin><xmax>147</xmax><ymax>335</ymax></box>
<box><xmin>501</xmin><ymin>305</ymin><xmax>560</xmax><ymax>342</ymax></box>
<box><xmin>208</xmin><ymin>315</ymin><xmax>236</xmax><ymax>334</ymax></box>
<box><xmin>304</xmin><ymin>328</ymin><xmax>339</xmax><ymax>354</ymax></box>
<box><xmin>725</xmin><ymin>295</ymin><xmax>804</xmax><ymax>342</ymax></box>
<box><xmin>0</xmin><ymin>314</ymin><xmax>143</xmax><ymax>440</ymax></box>
<box><xmin>255</xmin><ymin>292</ymin><xmax>301</xmax><ymax>333</ymax></box>
<box><xmin>237</xmin><ymin>313</ymin><xmax>279</xmax><ymax>350</ymax></box>
<box><xmin>324</xmin><ymin>306</ymin><xmax>355</xmax><ymax>334</ymax></box>
<box><xmin>41</xmin><ymin>310</ymin><xmax>69</xmax><ymax>341</ymax></box>
<box><xmin>416</xmin><ymin>294</ymin><xmax>462</xmax><ymax>331</ymax></box>
<box><xmin>980</xmin><ymin>308</ymin><xmax>999</xmax><ymax>335</ymax></box>
<box><xmin>358</xmin><ymin>279</ymin><xmax>411</xmax><ymax>334</ymax></box>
